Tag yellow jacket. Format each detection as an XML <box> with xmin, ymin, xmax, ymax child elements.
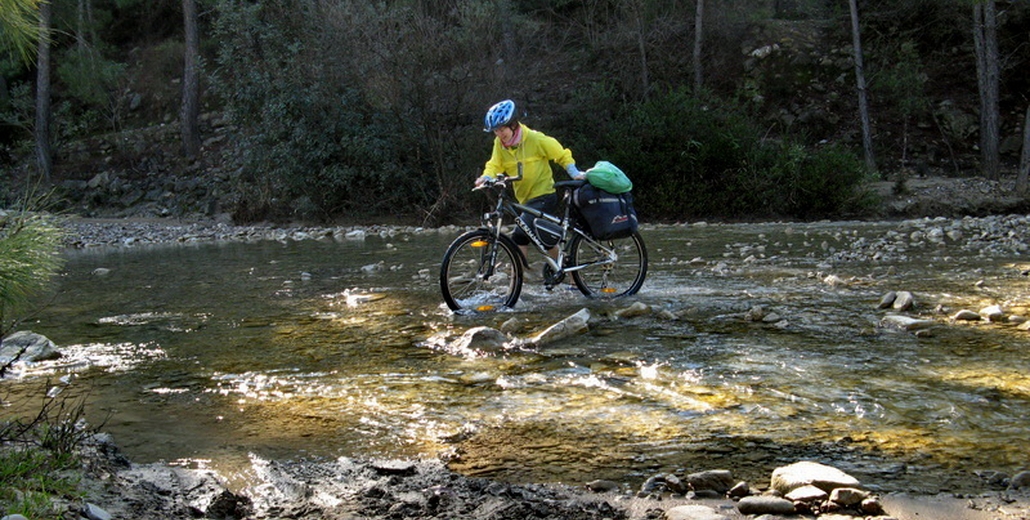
<box><xmin>482</xmin><ymin>123</ymin><xmax>577</xmax><ymax>203</ymax></box>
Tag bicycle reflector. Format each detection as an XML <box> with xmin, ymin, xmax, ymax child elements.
<box><xmin>471</xmin><ymin>240</ymin><xmax>489</xmax><ymax>248</ymax></box>
<box><xmin>601</xmin><ymin>287</ymin><xmax>618</xmax><ymax>294</ymax></box>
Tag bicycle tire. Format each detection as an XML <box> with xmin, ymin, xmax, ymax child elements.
<box><xmin>440</xmin><ymin>229</ymin><xmax>524</xmax><ymax>312</ymax></box>
<box><xmin>569</xmin><ymin>231</ymin><xmax>648</xmax><ymax>299</ymax></box>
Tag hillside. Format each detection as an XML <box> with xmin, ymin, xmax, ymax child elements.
<box><xmin>4</xmin><ymin>1</ymin><xmax>1029</xmax><ymax>223</ymax></box>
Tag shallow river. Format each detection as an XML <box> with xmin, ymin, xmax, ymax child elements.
<box><xmin>8</xmin><ymin>220</ymin><xmax>1030</xmax><ymax>493</ymax></box>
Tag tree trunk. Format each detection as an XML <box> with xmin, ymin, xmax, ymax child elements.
<box><xmin>692</xmin><ymin>0</ymin><xmax>703</xmax><ymax>93</ymax></box>
<box><xmin>631</xmin><ymin>0</ymin><xmax>649</xmax><ymax>98</ymax></box>
<box><xmin>1018</xmin><ymin>104</ymin><xmax>1030</xmax><ymax>196</ymax></box>
<box><xmin>181</xmin><ymin>0</ymin><xmax>201</xmax><ymax>159</ymax></box>
<box><xmin>34</xmin><ymin>0</ymin><xmax>52</xmax><ymax>184</ymax></box>
<box><xmin>972</xmin><ymin>1</ymin><xmax>1000</xmax><ymax>180</ymax></box>
<box><xmin>848</xmin><ymin>0</ymin><xmax>875</xmax><ymax>173</ymax></box>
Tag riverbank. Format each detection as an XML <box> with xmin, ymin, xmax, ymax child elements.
<box><xmin>63</xmin><ymin>431</ymin><xmax>1030</xmax><ymax>520</ymax></box>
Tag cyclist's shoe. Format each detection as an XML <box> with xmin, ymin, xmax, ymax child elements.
<box><xmin>543</xmin><ymin>265</ymin><xmax>565</xmax><ymax>290</ymax></box>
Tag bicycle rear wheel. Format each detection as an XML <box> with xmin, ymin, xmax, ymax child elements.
<box><xmin>440</xmin><ymin>230</ymin><xmax>524</xmax><ymax>312</ymax></box>
<box><xmin>569</xmin><ymin>231</ymin><xmax>648</xmax><ymax>299</ymax></box>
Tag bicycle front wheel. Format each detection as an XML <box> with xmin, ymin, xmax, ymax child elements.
<box><xmin>440</xmin><ymin>230</ymin><xmax>524</xmax><ymax>312</ymax></box>
<box><xmin>569</xmin><ymin>231</ymin><xmax>648</xmax><ymax>299</ymax></box>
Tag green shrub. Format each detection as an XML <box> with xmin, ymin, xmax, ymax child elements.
<box><xmin>210</xmin><ymin>1</ymin><xmax>405</xmax><ymax>222</ymax></box>
<box><xmin>569</xmin><ymin>86</ymin><xmax>872</xmax><ymax>220</ymax></box>
<box><xmin>0</xmin><ymin>210</ymin><xmax>65</xmax><ymax>337</ymax></box>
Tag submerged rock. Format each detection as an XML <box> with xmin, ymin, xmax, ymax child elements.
<box><xmin>526</xmin><ymin>308</ymin><xmax>591</xmax><ymax>346</ymax></box>
<box><xmin>879</xmin><ymin>314</ymin><xmax>936</xmax><ymax>331</ymax></box>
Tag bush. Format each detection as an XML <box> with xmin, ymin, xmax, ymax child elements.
<box><xmin>569</xmin><ymin>86</ymin><xmax>873</xmax><ymax>220</ymax></box>
<box><xmin>210</xmin><ymin>1</ymin><xmax>405</xmax><ymax>222</ymax></box>
<box><xmin>0</xmin><ymin>384</ymin><xmax>94</xmax><ymax>520</ymax></box>
<box><xmin>0</xmin><ymin>209</ymin><xmax>65</xmax><ymax>337</ymax></box>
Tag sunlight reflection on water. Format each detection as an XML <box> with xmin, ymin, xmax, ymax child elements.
<box><xmin>6</xmin><ymin>222</ymin><xmax>1029</xmax><ymax>493</ymax></box>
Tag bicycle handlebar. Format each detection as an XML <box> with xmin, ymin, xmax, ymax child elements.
<box><xmin>473</xmin><ymin>173</ymin><xmax>523</xmax><ymax>192</ymax></box>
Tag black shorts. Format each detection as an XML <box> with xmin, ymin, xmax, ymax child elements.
<box><xmin>512</xmin><ymin>193</ymin><xmax>558</xmax><ymax>246</ymax></box>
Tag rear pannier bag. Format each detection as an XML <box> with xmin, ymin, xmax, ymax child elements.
<box><xmin>572</xmin><ymin>183</ymin><xmax>639</xmax><ymax>240</ymax></box>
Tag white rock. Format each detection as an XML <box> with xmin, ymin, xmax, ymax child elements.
<box><xmin>770</xmin><ymin>461</ymin><xmax>861</xmax><ymax>494</ymax></box>
<box><xmin>615</xmin><ymin>302</ymin><xmax>651</xmax><ymax>319</ymax></box>
<box><xmin>950</xmin><ymin>309</ymin><xmax>981</xmax><ymax>321</ymax></box>
<box><xmin>892</xmin><ymin>291</ymin><xmax>915</xmax><ymax>310</ymax></box>
<box><xmin>664</xmin><ymin>504</ymin><xmax>730</xmax><ymax>520</ymax></box>
<box><xmin>526</xmin><ymin>308</ymin><xmax>591</xmax><ymax>346</ymax></box>
<box><xmin>979</xmin><ymin>304</ymin><xmax>1005</xmax><ymax>322</ymax></box>
<box><xmin>880</xmin><ymin>314</ymin><xmax>935</xmax><ymax>331</ymax></box>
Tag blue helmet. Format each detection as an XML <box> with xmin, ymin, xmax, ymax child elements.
<box><xmin>484</xmin><ymin>99</ymin><xmax>516</xmax><ymax>132</ymax></box>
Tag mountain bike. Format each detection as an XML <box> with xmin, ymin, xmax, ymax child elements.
<box><xmin>440</xmin><ymin>173</ymin><xmax>648</xmax><ymax>312</ymax></box>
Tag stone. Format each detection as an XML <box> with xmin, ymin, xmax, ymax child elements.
<box><xmin>892</xmin><ymin>291</ymin><xmax>915</xmax><ymax>311</ymax></box>
<box><xmin>860</xmin><ymin>496</ymin><xmax>885</xmax><ymax>515</ymax></box>
<box><xmin>450</xmin><ymin>327</ymin><xmax>510</xmax><ymax>356</ymax></box>
<box><xmin>370</xmin><ymin>459</ymin><xmax>416</xmax><ymax>476</ymax></box>
<box><xmin>0</xmin><ymin>331</ymin><xmax>61</xmax><ymax>363</ymax></box>
<box><xmin>615</xmin><ymin>301</ymin><xmax>651</xmax><ymax>319</ymax></box>
<box><xmin>686</xmin><ymin>469</ymin><xmax>735</xmax><ymax>493</ymax></box>
<box><xmin>83</xmin><ymin>503</ymin><xmax>112</xmax><ymax>520</ymax></box>
<box><xmin>879</xmin><ymin>314</ymin><xmax>935</xmax><ymax>331</ymax></box>
<box><xmin>664</xmin><ymin>504</ymin><xmax>730</xmax><ymax>520</ymax></box>
<box><xmin>950</xmin><ymin>309</ymin><xmax>981</xmax><ymax>321</ymax></box>
<box><xmin>736</xmin><ymin>496</ymin><xmax>795</xmax><ymax>515</ymax></box>
<box><xmin>526</xmin><ymin>308</ymin><xmax>591</xmax><ymax>346</ymax></box>
<box><xmin>828</xmin><ymin>486</ymin><xmax>868</xmax><ymax>506</ymax></box>
<box><xmin>770</xmin><ymin>461</ymin><xmax>861</xmax><ymax>495</ymax></box>
<box><xmin>727</xmin><ymin>481</ymin><xmax>750</xmax><ymax>497</ymax></box>
<box><xmin>979</xmin><ymin>304</ymin><xmax>1005</xmax><ymax>322</ymax></box>
<box><xmin>877</xmin><ymin>291</ymin><xmax>897</xmax><ymax>309</ymax></box>
<box><xmin>1009</xmin><ymin>471</ymin><xmax>1030</xmax><ymax>489</ymax></box>
<box><xmin>784</xmin><ymin>484</ymin><xmax>827</xmax><ymax>502</ymax></box>
<box><xmin>585</xmin><ymin>479</ymin><xmax>620</xmax><ymax>493</ymax></box>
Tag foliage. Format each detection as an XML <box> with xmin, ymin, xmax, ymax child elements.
<box><xmin>210</xmin><ymin>0</ymin><xmax>409</xmax><ymax>222</ymax></box>
<box><xmin>0</xmin><ymin>208</ymin><xmax>65</xmax><ymax>337</ymax></box>
<box><xmin>569</xmin><ymin>86</ymin><xmax>875</xmax><ymax>220</ymax></box>
<box><xmin>0</xmin><ymin>0</ymin><xmax>44</xmax><ymax>65</ymax></box>
<box><xmin>0</xmin><ymin>384</ymin><xmax>95</xmax><ymax>520</ymax></box>
<box><xmin>56</xmin><ymin>46</ymin><xmax>127</xmax><ymax>132</ymax></box>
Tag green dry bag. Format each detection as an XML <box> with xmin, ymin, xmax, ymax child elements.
<box><xmin>585</xmin><ymin>161</ymin><xmax>632</xmax><ymax>194</ymax></box>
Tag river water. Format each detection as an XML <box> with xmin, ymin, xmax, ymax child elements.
<box><xmin>8</xmin><ymin>220</ymin><xmax>1030</xmax><ymax>494</ymax></box>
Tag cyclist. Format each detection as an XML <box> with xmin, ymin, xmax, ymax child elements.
<box><xmin>475</xmin><ymin>99</ymin><xmax>584</xmax><ymax>259</ymax></box>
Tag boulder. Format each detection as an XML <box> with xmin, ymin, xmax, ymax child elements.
<box><xmin>526</xmin><ymin>308</ymin><xmax>591</xmax><ymax>346</ymax></box>
<box><xmin>0</xmin><ymin>331</ymin><xmax>61</xmax><ymax>363</ymax></box>
<box><xmin>686</xmin><ymin>469</ymin><xmax>735</xmax><ymax>494</ymax></box>
<box><xmin>879</xmin><ymin>314</ymin><xmax>935</xmax><ymax>331</ymax></box>
<box><xmin>892</xmin><ymin>291</ymin><xmax>916</xmax><ymax>311</ymax></box>
<box><xmin>979</xmin><ymin>305</ymin><xmax>1005</xmax><ymax>322</ymax></box>
<box><xmin>735</xmin><ymin>495</ymin><xmax>795</xmax><ymax>515</ymax></box>
<box><xmin>828</xmin><ymin>487</ymin><xmax>869</xmax><ymax>506</ymax></box>
<box><xmin>784</xmin><ymin>484</ymin><xmax>827</xmax><ymax>502</ymax></box>
<box><xmin>770</xmin><ymin>461</ymin><xmax>861</xmax><ymax>495</ymax></box>
<box><xmin>950</xmin><ymin>309</ymin><xmax>981</xmax><ymax>321</ymax></box>
<box><xmin>451</xmin><ymin>327</ymin><xmax>510</xmax><ymax>355</ymax></box>
<box><xmin>615</xmin><ymin>302</ymin><xmax>651</xmax><ymax>319</ymax></box>
<box><xmin>664</xmin><ymin>504</ymin><xmax>730</xmax><ymax>520</ymax></box>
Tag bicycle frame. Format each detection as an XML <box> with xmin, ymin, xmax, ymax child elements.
<box><xmin>477</xmin><ymin>176</ymin><xmax>620</xmax><ymax>278</ymax></box>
